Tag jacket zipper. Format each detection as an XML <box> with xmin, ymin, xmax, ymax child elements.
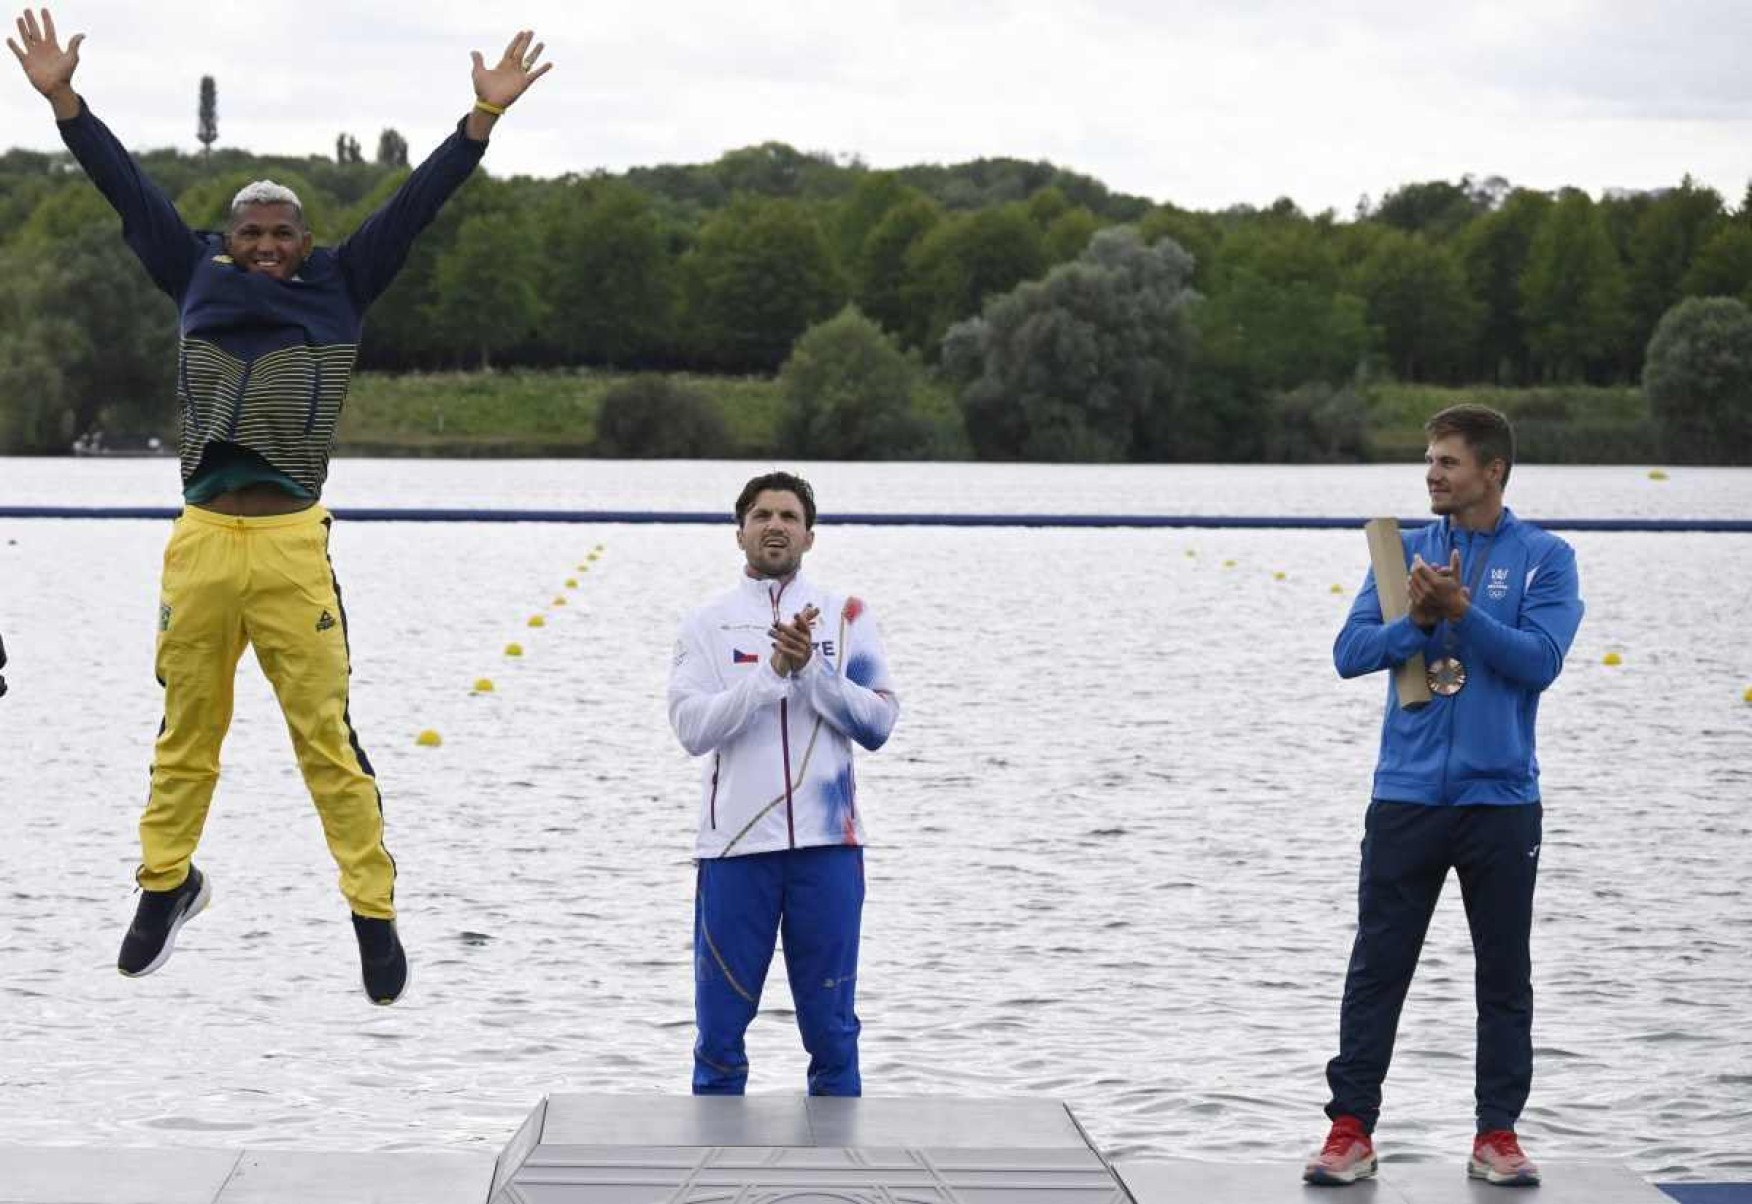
<box><xmin>708</xmin><ymin>753</ymin><xmax>719</xmax><ymax>829</ymax></box>
<box><xmin>304</xmin><ymin>355</ymin><xmax>323</xmax><ymax>434</ymax></box>
<box><xmin>770</xmin><ymin>582</ymin><xmax>796</xmax><ymax>849</ymax></box>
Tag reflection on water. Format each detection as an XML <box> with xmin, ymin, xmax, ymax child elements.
<box><xmin>0</xmin><ymin>462</ymin><xmax>1748</xmax><ymax>1181</ymax></box>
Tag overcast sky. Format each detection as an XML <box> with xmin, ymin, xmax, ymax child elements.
<box><xmin>5</xmin><ymin>1</ymin><xmax>1751</xmax><ymax>215</ymax></box>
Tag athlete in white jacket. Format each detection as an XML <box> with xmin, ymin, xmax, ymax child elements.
<box><xmin>667</xmin><ymin>472</ymin><xmax>898</xmax><ymax>1096</ymax></box>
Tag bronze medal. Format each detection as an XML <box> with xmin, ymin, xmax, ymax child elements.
<box><xmin>1426</xmin><ymin>656</ymin><xmax>1467</xmax><ymax>696</ymax></box>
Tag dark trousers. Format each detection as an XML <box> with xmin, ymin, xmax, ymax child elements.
<box><xmin>1325</xmin><ymin>800</ymin><xmax>1542</xmax><ymax>1134</ymax></box>
<box><xmin>693</xmin><ymin>845</ymin><xmax>865</xmax><ymax>1096</ymax></box>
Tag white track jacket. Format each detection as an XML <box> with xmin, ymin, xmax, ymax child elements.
<box><xmin>669</xmin><ymin>571</ymin><xmax>899</xmax><ymax>859</ymax></box>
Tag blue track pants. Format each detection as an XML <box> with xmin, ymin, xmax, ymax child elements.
<box><xmin>1326</xmin><ymin>800</ymin><xmax>1542</xmax><ymax>1134</ymax></box>
<box><xmin>693</xmin><ymin>845</ymin><xmax>864</xmax><ymax>1096</ymax></box>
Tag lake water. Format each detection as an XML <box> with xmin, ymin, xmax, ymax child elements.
<box><xmin>0</xmin><ymin>458</ymin><xmax>1748</xmax><ymax>1182</ymax></box>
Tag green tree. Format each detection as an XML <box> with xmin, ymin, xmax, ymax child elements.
<box><xmin>0</xmin><ymin>239</ymin><xmax>177</xmax><ymax>452</ymax></box>
<box><xmin>1458</xmin><ymin>189</ymin><xmax>1552</xmax><ymax>384</ymax></box>
<box><xmin>593</xmin><ymin>377</ymin><xmax>729</xmax><ymax>457</ymax></box>
<box><xmin>1371</xmin><ymin>178</ymin><xmax>1487</xmax><ymax>239</ymax></box>
<box><xmin>1044</xmin><ymin>207</ymin><xmax>1101</xmax><ymax>264</ymax></box>
<box><xmin>1643</xmin><ymin>296</ymin><xmax>1752</xmax><ymax>463</ymax></box>
<box><xmin>680</xmin><ymin>195</ymin><xmax>845</xmax><ymax>372</ymax></box>
<box><xmin>1626</xmin><ymin>177</ymin><xmax>1723</xmax><ymax>370</ymax></box>
<box><xmin>1682</xmin><ymin>222</ymin><xmax>1752</xmax><ymax>301</ymax></box>
<box><xmin>1264</xmin><ymin>383</ymin><xmax>1372</xmax><ymax>462</ymax></box>
<box><xmin>1521</xmin><ymin>190</ymin><xmax>1630</xmax><ymax>383</ymax></box>
<box><xmin>1197</xmin><ymin>219</ymin><xmax>1371</xmax><ymax>390</ymax></box>
<box><xmin>376</xmin><ymin>129</ymin><xmax>409</xmax><ymax>169</ymax></box>
<box><xmin>712</xmin><ymin>142</ymin><xmax>840</xmax><ymax>199</ymax></box>
<box><xmin>539</xmin><ymin>179</ymin><xmax>676</xmax><ymax>365</ymax></box>
<box><xmin>1137</xmin><ymin>204</ymin><xmax>1219</xmax><ymax>288</ymax></box>
<box><xmin>427</xmin><ymin>209</ymin><xmax>545</xmax><ymax>367</ymax></box>
<box><xmin>854</xmin><ymin>195</ymin><xmax>941</xmax><ymax>344</ymax></box>
<box><xmin>197</xmin><ymin>75</ymin><xmax>217</xmax><ymax>157</ymax></box>
<box><xmin>347</xmin><ymin>172</ymin><xmax>497</xmax><ymax>369</ymax></box>
<box><xmin>831</xmin><ymin>172</ymin><xmax>915</xmax><ymax>273</ymax></box>
<box><xmin>779</xmin><ymin>305</ymin><xmax>929</xmax><ymax>458</ymax></box>
<box><xmin>1354</xmin><ymin>230</ymin><xmax>1481</xmax><ymax>381</ymax></box>
<box><xmin>946</xmin><ymin>227</ymin><xmax>1198</xmax><ymax>461</ymax></box>
<box><xmin>902</xmin><ymin>204</ymin><xmax>1048</xmax><ymax>352</ymax></box>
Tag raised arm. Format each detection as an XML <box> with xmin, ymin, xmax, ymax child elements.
<box><xmin>1333</xmin><ymin>549</ymin><xmax>1433</xmax><ymax>679</ymax></box>
<box><xmin>10</xmin><ymin>7</ymin><xmax>201</xmax><ymax>297</ymax></box>
<box><xmin>338</xmin><ymin>29</ymin><xmax>553</xmax><ymax>307</ymax></box>
<box><xmin>1452</xmin><ymin>541</ymin><xmax>1583</xmax><ymax>690</ymax></box>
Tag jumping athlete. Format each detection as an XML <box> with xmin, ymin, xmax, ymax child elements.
<box><xmin>8</xmin><ymin>8</ymin><xmax>551</xmax><ymax>1003</ymax></box>
<box><xmin>668</xmin><ymin>472</ymin><xmax>900</xmax><ymax>1095</ymax></box>
<box><xmin>1304</xmin><ymin>404</ymin><xmax>1584</xmax><ymax>1187</ymax></box>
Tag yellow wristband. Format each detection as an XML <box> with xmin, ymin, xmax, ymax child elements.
<box><xmin>473</xmin><ymin>98</ymin><xmax>506</xmax><ymax>117</ymax></box>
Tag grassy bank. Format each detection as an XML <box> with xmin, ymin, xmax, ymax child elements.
<box><xmin>1368</xmin><ymin>383</ymin><xmax>1653</xmax><ymax>463</ymax></box>
<box><xmin>338</xmin><ymin>369</ymin><xmax>1657</xmax><ymax>463</ymax></box>
<box><xmin>337</xmin><ymin>369</ymin><xmax>786</xmax><ymax>457</ymax></box>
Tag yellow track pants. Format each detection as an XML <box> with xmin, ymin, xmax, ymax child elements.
<box><xmin>140</xmin><ymin>505</ymin><xmax>395</xmax><ymax>918</ymax></box>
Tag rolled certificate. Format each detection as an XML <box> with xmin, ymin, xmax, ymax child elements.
<box><xmin>1364</xmin><ymin>518</ymin><xmax>1432</xmax><ymax>710</ymax></box>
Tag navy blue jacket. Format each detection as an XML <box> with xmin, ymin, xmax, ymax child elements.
<box><xmin>58</xmin><ymin>101</ymin><xmax>484</xmax><ymax>497</ymax></box>
<box><xmin>1335</xmin><ymin>508</ymin><xmax>1584</xmax><ymax>805</ymax></box>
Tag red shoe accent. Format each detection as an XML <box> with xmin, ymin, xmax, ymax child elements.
<box><xmin>1304</xmin><ymin>1115</ymin><xmax>1377</xmax><ymax>1185</ymax></box>
<box><xmin>1470</xmin><ymin>1129</ymin><xmax>1540</xmax><ymax>1185</ymax></box>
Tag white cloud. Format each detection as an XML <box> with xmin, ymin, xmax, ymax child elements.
<box><xmin>2</xmin><ymin>0</ymin><xmax>1747</xmax><ymax>213</ymax></box>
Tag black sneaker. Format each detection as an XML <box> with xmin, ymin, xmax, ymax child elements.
<box><xmin>118</xmin><ymin>865</ymin><xmax>211</xmax><ymax>977</ymax></box>
<box><xmin>351</xmin><ymin>914</ymin><xmax>408</xmax><ymax>1005</ymax></box>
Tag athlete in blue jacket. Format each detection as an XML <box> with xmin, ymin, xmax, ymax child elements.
<box><xmin>1305</xmin><ymin>405</ymin><xmax>1584</xmax><ymax>1188</ymax></box>
<box><xmin>8</xmin><ymin>7</ymin><xmax>550</xmax><ymax>1003</ymax></box>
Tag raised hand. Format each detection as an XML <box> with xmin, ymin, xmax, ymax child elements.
<box><xmin>7</xmin><ymin>8</ymin><xmax>82</xmax><ymax>101</ymax></box>
<box><xmin>768</xmin><ymin>605</ymin><xmax>818</xmax><ymax>676</ymax></box>
<box><xmin>471</xmin><ymin>29</ymin><xmax>551</xmax><ymax>110</ymax></box>
<box><xmin>1409</xmin><ymin>550</ymin><xmax>1469</xmax><ymax>623</ymax></box>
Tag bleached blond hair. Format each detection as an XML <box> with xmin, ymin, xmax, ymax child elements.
<box><xmin>228</xmin><ymin>180</ymin><xmax>306</xmax><ymax>229</ymax></box>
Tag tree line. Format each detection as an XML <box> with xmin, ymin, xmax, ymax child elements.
<box><xmin>1</xmin><ymin>131</ymin><xmax>1748</xmax><ymax>462</ymax></box>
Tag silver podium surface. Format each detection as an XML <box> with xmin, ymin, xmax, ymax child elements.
<box><xmin>0</xmin><ymin>1095</ymin><xmax>1689</xmax><ymax>1203</ymax></box>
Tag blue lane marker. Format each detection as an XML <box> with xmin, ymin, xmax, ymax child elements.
<box><xmin>2</xmin><ymin>507</ymin><xmax>1750</xmax><ymax>532</ymax></box>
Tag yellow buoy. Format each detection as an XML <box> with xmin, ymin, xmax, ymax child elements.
<box><xmin>593</xmin><ymin>544</ymin><xmax>604</xmax><ymax>553</ymax></box>
<box><xmin>1603</xmin><ymin>651</ymin><xmax>1622</xmax><ymax>666</ymax></box>
<box><xmin>504</xmin><ymin>643</ymin><xmax>524</xmax><ymax>657</ymax></box>
<box><xmin>528</xmin><ymin>615</ymin><xmax>546</xmax><ymax>628</ymax></box>
<box><xmin>1648</xmin><ymin>469</ymin><xmax>1669</xmax><ymax>481</ymax></box>
<box><xmin>1185</xmin><ymin>549</ymin><xmax>1197</xmax><ymax>558</ymax></box>
<box><xmin>576</xmin><ymin>564</ymin><xmax>590</xmax><ymax>572</ymax></box>
<box><xmin>1743</xmin><ymin>686</ymin><xmax>1752</xmax><ymax>704</ymax></box>
<box><xmin>552</xmin><ymin>596</ymin><xmax>567</xmax><ymax>606</ymax></box>
<box><xmin>472</xmin><ymin>678</ymin><xmax>495</xmax><ymax>694</ymax></box>
<box><xmin>1223</xmin><ymin>559</ymin><xmax>1237</xmax><ymax>569</ymax></box>
<box><xmin>565</xmin><ymin>578</ymin><xmax>579</xmax><ymax>589</ymax></box>
<box><xmin>1331</xmin><ymin>584</ymin><xmax>1345</xmax><ymax>594</ymax></box>
<box><xmin>1273</xmin><ymin>571</ymin><xmax>1287</xmax><ymax>581</ymax></box>
<box><xmin>415</xmin><ymin>729</ymin><xmax>442</xmax><ymax>747</ymax></box>
<box><xmin>587</xmin><ymin>553</ymin><xmax>600</xmax><ymax>563</ymax></box>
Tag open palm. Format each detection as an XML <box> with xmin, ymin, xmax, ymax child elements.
<box><xmin>470</xmin><ymin>29</ymin><xmax>551</xmax><ymax>110</ymax></box>
<box><xmin>7</xmin><ymin>8</ymin><xmax>82</xmax><ymax>96</ymax></box>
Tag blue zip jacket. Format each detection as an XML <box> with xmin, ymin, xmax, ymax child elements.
<box><xmin>1335</xmin><ymin>508</ymin><xmax>1583</xmax><ymax>805</ymax></box>
<box><xmin>58</xmin><ymin>100</ymin><xmax>484</xmax><ymax>498</ymax></box>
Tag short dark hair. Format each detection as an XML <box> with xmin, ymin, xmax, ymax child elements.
<box><xmin>734</xmin><ymin>471</ymin><xmax>817</xmax><ymax>527</ymax></box>
<box><xmin>1425</xmin><ymin>403</ymin><xmax>1514</xmax><ymax>488</ymax></box>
